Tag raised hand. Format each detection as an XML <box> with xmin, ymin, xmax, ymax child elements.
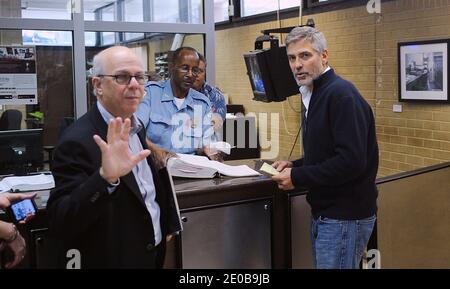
<box><xmin>93</xmin><ymin>117</ymin><xmax>151</xmax><ymax>183</ymax></box>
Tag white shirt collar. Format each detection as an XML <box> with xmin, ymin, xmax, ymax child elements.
<box><xmin>96</xmin><ymin>101</ymin><xmax>142</xmax><ymax>134</ymax></box>
<box><xmin>299</xmin><ymin>66</ymin><xmax>330</xmax><ymax>118</ymax></box>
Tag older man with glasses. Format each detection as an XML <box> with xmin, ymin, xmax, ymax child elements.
<box><xmin>136</xmin><ymin>46</ymin><xmax>217</xmax><ymax>159</ymax></box>
<box><xmin>48</xmin><ymin>46</ymin><xmax>181</xmax><ymax>268</ymax></box>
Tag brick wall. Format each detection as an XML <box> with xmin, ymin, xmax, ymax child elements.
<box><xmin>215</xmin><ymin>0</ymin><xmax>450</xmax><ymax>177</ymax></box>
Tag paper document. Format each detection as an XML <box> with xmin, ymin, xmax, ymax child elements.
<box><xmin>207</xmin><ymin>141</ymin><xmax>233</xmax><ymax>155</ymax></box>
<box><xmin>260</xmin><ymin>162</ymin><xmax>280</xmax><ymax>176</ymax></box>
<box><xmin>167</xmin><ymin>154</ymin><xmax>261</xmax><ymax>178</ymax></box>
<box><xmin>0</xmin><ymin>173</ymin><xmax>55</xmax><ymax>193</ymax></box>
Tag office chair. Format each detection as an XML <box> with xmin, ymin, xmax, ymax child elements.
<box><xmin>0</xmin><ymin>109</ymin><xmax>22</xmax><ymax>130</ymax></box>
<box><xmin>57</xmin><ymin>116</ymin><xmax>75</xmax><ymax>140</ymax></box>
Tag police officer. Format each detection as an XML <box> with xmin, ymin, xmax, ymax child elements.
<box><xmin>136</xmin><ymin>47</ymin><xmax>215</xmax><ymax>156</ymax></box>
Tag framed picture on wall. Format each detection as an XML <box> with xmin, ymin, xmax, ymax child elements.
<box><xmin>398</xmin><ymin>39</ymin><xmax>449</xmax><ymax>102</ymax></box>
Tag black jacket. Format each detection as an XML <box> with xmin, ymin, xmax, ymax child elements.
<box><xmin>291</xmin><ymin>69</ymin><xmax>379</xmax><ymax>220</ymax></box>
<box><xmin>47</xmin><ymin>104</ymin><xmax>180</xmax><ymax>268</ymax></box>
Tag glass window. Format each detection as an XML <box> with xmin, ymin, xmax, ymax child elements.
<box><xmin>124</xmin><ymin>0</ymin><xmax>144</xmax><ymax>21</ymax></box>
<box><xmin>124</xmin><ymin>0</ymin><xmax>145</xmax><ymax>40</ymax></box>
<box><xmin>22</xmin><ymin>30</ymin><xmax>73</xmax><ymax>46</ymax></box>
<box><xmin>100</xmin><ymin>31</ymin><xmax>116</xmax><ymax>46</ymax></box>
<box><xmin>100</xmin><ymin>3</ymin><xmax>115</xmax><ymax>21</ymax></box>
<box><xmin>0</xmin><ymin>29</ymin><xmax>74</xmax><ymax>147</ymax></box>
<box><xmin>153</xmin><ymin>0</ymin><xmax>203</xmax><ymax>23</ymax></box>
<box><xmin>124</xmin><ymin>32</ymin><xmax>145</xmax><ymax>41</ymax></box>
<box><xmin>85</xmin><ymin>32</ymin><xmax>205</xmax><ymax>109</ymax></box>
<box><xmin>214</xmin><ymin>0</ymin><xmax>229</xmax><ymax>23</ymax></box>
<box><xmin>84</xmin><ymin>0</ymin><xmax>115</xmax><ymax>20</ymax></box>
<box><xmin>0</xmin><ymin>0</ymin><xmax>72</xmax><ymax>19</ymax></box>
<box><xmin>84</xmin><ymin>12</ymin><xmax>96</xmax><ymax>21</ymax></box>
<box><xmin>85</xmin><ymin>32</ymin><xmax>97</xmax><ymax>47</ymax></box>
<box><xmin>241</xmin><ymin>0</ymin><xmax>299</xmax><ymax>17</ymax></box>
<box><xmin>83</xmin><ymin>0</ymin><xmax>203</xmax><ymax>24</ymax></box>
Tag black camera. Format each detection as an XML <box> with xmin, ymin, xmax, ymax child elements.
<box><xmin>6</xmin><ymin>198</ymin><xmax>37</xmax><ymax>223</ymax></box>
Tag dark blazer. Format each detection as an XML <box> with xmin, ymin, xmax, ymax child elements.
<box><xmin>47</xmin><ymin>104</ymin><xmax>180</xmax><ymax>268</ymax></box>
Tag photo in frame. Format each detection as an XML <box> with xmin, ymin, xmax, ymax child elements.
<box><xmin>398</xmin><ymin>39</ymin><xmax>449</xmax><ymax>102</ymax></box>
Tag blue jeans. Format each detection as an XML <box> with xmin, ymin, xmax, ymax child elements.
<box><xmin>310</xmin><ymin>215</ymin><xmax>376</xmax><ymax>269</ymax></box>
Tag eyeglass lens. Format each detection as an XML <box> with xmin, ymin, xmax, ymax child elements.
<box><xmin>115</xmin><ymin>74</ymin><xmax>148</xmax><ymax>85</ymax></box>
<box><xmin>177</xmin><ymin>66</ymin><xmax>201</xmax><ymax>75</ymax></box>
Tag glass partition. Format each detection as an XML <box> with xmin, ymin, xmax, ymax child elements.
<box><xmin>241</xmin><ymin>0</ymin><xmax>299</xmax><ymax>17</ymax></box>
<box><xmin>84</xmin><ymin>0</ymin><xmax>204</xmax><ymax>24</ymax></box>
<box><xmin>124</xmin><ymin>0</ymin><xmax>144</xmax><ymax>40</ymax></box>
<box><xmin>1</xmin><ymin>0</ymin><xmax>213</xmax><ymax>122</ymax></box>
<box><xmin>214</xmin><ymin>0</ymin><xmax>229</xmax><ymax>23</ymax></box>
<box><xmin>84</xmin><ymin>32</ymin><xmax>205</xmax><ymax>109</ymax></box>
<box><xmin>0</xmin><ymin>0</ymin><xmax>72</xmax><ymax>19</ymax></box>
<box><xmin>0</xmin><ymin>29</ymin><xmax>74</xmax><ymax>147</ymax></box>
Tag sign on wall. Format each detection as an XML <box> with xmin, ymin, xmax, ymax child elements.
<box><xmin>0</xmin><ymin>46</ymin><xmax>38</xmax><ymax>105</ymax></box>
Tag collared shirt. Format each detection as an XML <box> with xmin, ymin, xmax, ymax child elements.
<box><xmin>198</xmin><ymin>82</ymin><xmax>227</xmax><ymax>123</ymax></box>
<box><xmin>299</xmin><ymin>66</ymin><xmax>331</xmax><ymax>119</ymax></box>
<box><xmin>136</xmin><ymin>80</ymin><xmax>215</xmax><ymax>154</ymax></box>
<box><xmin>97</xmin><ymin>101</ymin><xmax>162</xmax><ymax>246</ymax></box>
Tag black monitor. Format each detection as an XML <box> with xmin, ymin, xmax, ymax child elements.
<box><xmin>244</xmin><ymin>46</ymin><xmax>299</xmax><ymax>102</ymax></box>
<box><xmin>0</xmin><ymin>129</ymin><xmax>44</xmax><ymax>176</ymax></box>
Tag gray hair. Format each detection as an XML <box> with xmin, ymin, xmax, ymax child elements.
<box><xmin>90</xmin><ymin>49</ymin><xmax>110</xmax><ymax>97</ymax></box>
<box><xmin>91</xmin><ymin>51</ymin><xmax>105</xmax><ymax>76</ymax></box>
<box><xmin>285</xmin><ymin>26</ymin><xmax>327</xmax><ymax>54</ymax></box>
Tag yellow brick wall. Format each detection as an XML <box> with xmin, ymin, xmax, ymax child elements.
<box><xmin>375</xmin><ymin>0</ymin><xmax>450</xmax><ymax>176</ymax></box>
<box><xmin>215</xmin><ymin>0</ymin><xmax>450</xmax><ymax>177</ymax></box>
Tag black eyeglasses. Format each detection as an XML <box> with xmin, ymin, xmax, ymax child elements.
<box><xmin>175</xmin><ymin>65</ymin><xmax>202</xmax><ymax>76</ymax></box>
<box><xmin>98</xmin><ymin>74</ymin><xmax>149</xmax><ymax>85</ymax></box>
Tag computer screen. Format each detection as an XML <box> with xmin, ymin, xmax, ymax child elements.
<box><xmin>244</xmin><ymin>46</ymin><xmax>298</xmax><ymax>102</ymax></box>
<box><xmin>0</xmin><ymin>129</ymin><xmax>44</xmax><ymax>176</ymax></box>
<box><xmin>244</xmin><ymin>50</ymin><xmax>275</xmax><ymax>102</ymax></box>
<box><xmin>248</xmin><ymin>56</ymin><xmax>266</xmax><ymax>94</ymax></box>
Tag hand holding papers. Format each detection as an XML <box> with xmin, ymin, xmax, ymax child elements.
<box><xmin>260</xmin><ymin>162</ymin><xmax>280</xmax><ymax>176</ymax></box>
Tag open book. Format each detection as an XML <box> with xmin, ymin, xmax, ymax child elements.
<box><xmin>167</xmin><ymin>154</ymin><xmax>261</xmax><ymax>178</ymax></box>
<box><xmin>0</xmin><ymin>173</ymin><xmax>55</xmax><ymax>193</ymax></box>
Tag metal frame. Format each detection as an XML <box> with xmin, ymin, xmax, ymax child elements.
<box><xmin>307</xmin><ymin>0</ymin><xmax>345</xmax><ymax>8</ymax></box>
<box><xmin>0</xmin><ymin>0</ymin><xmax>215</xmax><ymax>118</ymax></box>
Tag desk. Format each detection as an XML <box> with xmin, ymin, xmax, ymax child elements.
<box><xmin>1</xmin><ymin>160</ymin><xmax>312</xmax><ymax>269</ymax></box>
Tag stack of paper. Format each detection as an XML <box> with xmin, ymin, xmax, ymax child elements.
<box><xmin>0</xmin><ymin>173</ymin><xmax>55</xmax><ymax>193</ymax></box>
<box><xmin>259</xmin><ymin>162</ymin><xmax>280</xmax><ymax>176</ymax></box>
<box><xmin>167</xmin><ymin>154</ymin><xmax>261</xmax><ymax>179</ymax></box>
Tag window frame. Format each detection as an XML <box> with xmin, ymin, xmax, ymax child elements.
<box><xmin>239</xmin><ymin>0</ymin><xmax>301</xmax><ymax>18</ymax></box>
<box><xmin>0</xmin><ymin>0</ymin><xmax>215</xmax><ymax>118</ymax></box>
<box><xmin>307</xmin><ymin>0</ymin><xmax>346</xmax><ymax>8</ymax></box>
<box><xmin>215</xmin><ymin>0</ymin><xmax>376</xmax><ymax>31</ymax></box>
